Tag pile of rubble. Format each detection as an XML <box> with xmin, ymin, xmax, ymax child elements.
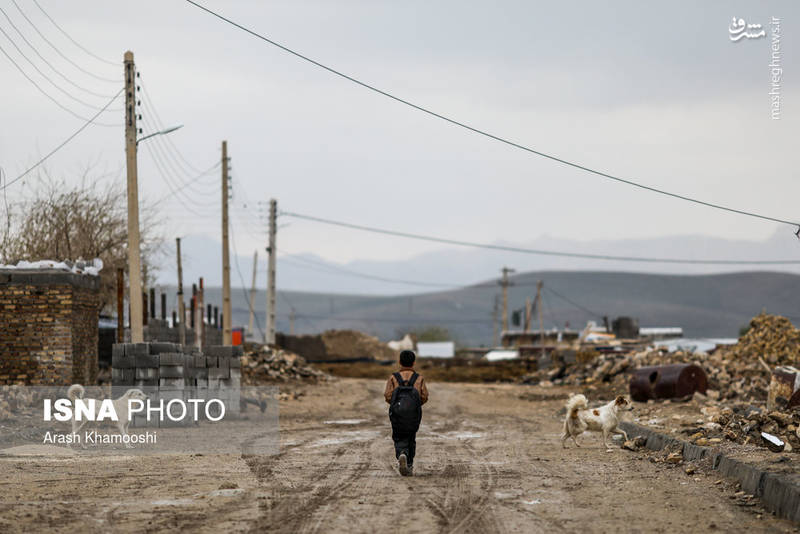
<box><xmin>525</xmin><ymin>313</ymin><xmax>799</xmax><ymax>405</ymax></box>
<box><xmin>691</xmin><ymin>399</ymin><xmax>800</xmax><ymax>452</ymax></box>
<box><xmin>0</xmin><ymin>385</ymin><xmax>36</xmax><ymax>420</ymax></box>
<box><xmin>241</xmin><ymin>349</ymin><xmax>330</xmax><ymax>384</ymax></box>
<box><xmin>726</xmin><ymin>313</ymin><xmax>800</xmax><ymax>365</ymax></box>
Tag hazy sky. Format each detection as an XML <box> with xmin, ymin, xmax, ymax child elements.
<box><xmin>2</xmin><ymin>0</ymin><xmax>798</xmax><ymax>266</ymax></box>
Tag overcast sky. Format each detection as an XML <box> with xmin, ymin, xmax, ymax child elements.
<box><xmin>2</xmin><ymin>0</ymin><xmax>798</xmax><ymax>268</ymax></box>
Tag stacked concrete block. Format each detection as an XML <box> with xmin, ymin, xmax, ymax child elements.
<box><xmin>205</xmin><ymin>345</ymin><xmax>243</xmax><ymax>417</ymax></box>
<box><xmin>112</xmin><ymin>342</ymin><xmax>243</xmax><ymax>427</ymax></box>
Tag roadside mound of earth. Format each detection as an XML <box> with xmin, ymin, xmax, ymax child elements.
<box><xmin>724</xmin><ymin>313</ymin><xmax>800</xmax><ymax>364</ymax></box>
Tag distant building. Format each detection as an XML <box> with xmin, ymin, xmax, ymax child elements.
<box><xmin>639</xmin><ymin>327</ymin><xmax>683</xmax><ymax>340</ymax></box>
<box><xmin>417</xmin><ymin>341</ymin><xmax>455</xmax><ymax>358</ymax></box>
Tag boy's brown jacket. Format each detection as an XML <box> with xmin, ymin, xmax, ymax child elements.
<box><xmin>384</xmin><ymin>366</ymin><xmax>429</xmax><ymax>404</ymax></box>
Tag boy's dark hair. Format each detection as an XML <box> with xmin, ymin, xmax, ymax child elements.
<box><xmin>399</xmin><ymin>350</ymin><xmax>416</xmax><ymax>367</ymax></box>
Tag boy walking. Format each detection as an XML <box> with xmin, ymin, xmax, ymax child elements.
<box><xmin>384</xmin><ymin>350</ymin><xmax>428</xmax><ymax>476</ymax></box>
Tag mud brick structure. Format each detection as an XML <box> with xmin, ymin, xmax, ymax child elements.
<box><xmin>0</xmin><ymin>269</ymin><xmax>100</xmax><ymax>385</ymax></box>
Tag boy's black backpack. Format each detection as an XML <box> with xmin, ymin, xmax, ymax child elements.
<box><xmin>389</xmin><ymin>372</ymin><xmax>422</xmax><ymax>433</ymax></box>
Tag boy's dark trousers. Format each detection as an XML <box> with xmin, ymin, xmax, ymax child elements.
<box><xmin>392</xmin><ymin>426</ymin><xmax>417</xmax><ymax>466</ymax></box>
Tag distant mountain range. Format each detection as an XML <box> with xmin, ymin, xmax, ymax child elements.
<box><xmin>158</xmin><ymin>270</ymin><xmax>800</xmax><ymax>348</ymax></box>
<box><xmin>153</xmin><ymin>230</ymin><xmax>800</xmax><ymax>296</ymax></box>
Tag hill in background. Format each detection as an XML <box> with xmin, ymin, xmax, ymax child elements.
<box><xmin>158</xmin><ymin>270</ymin><xmax>800</xmax><ymax>347</ymax></box>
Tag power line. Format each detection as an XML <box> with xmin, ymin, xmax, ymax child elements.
<box><xmin>229</xmin><ymin>216</ymin><xmax>266</xmax><ymax>339</ymax></box>
<box><xmin>0</xmin><ymin>37</ymin><xmax>120</xmax><ymax>126</ymax></box>
<box><xmin>184</xmin><ymin>0</ymin><xmax>800</xmax><ymax>229</ymax></box>
<box><xmin>31</xmin><ymin>0</ymin><xmax>117</xmax><ymax>67</ymax></box>
<box><xmin>0</xmin><ymin>5</ymin><xmax>118</xmax><ymax>99</ymax></box>
<box><xmin>9</xmin><ymin>0</ymin><xmax>120</xmax><ymax>83</ymax></box>
<box><xmin>542</xmin><ymin>286</ymin><xmax>603</xmax><ymax>318</ymax></box>
<box><xmin>1</xmin><ymin>87</ymin><xmax>124</xmax><ymax>191</ymax></box>
<box><xmin>277</xmin><ymin>249</ymin><xmax>461</xmax><ymax>289</ymax></box>
<box><xmin>281</xmin><ymin>211</ymin><xmax>800</xmax><ymax>265</ymax></box>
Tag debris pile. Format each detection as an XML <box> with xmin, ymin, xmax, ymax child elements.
<box><xmin>524</xmin><ymin>314</ymin><xmax>800</xmax><ymax>405</ymax></box>
<box><xmin>0</xmin><ymin>385</ymin><xmax>36</xmax><ymax>420</ymax></box>
<box><xmin>725</xmin><ymin>313</ymin><xmax>800</xmax><ymax>364</ymax></box>
<box><xmin>241</xmin><ymin>349</ymin><xmax>330</xmax><ymax>384</ymax></box>
<box><xmin>678</xmin><ymin>397</ymin><xmax>800</xmax><ymax>453</ymax></box>
<box><xmin>277</xmin><ymin>329</ymin><xmax>397</xmax><ymax>362</ymax></box>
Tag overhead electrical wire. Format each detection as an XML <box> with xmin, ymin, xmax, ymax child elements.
<box><xmin>184</xmin><ymin>0</ymin><xmax>800</xmax><ymax>230</ymax></box>
<box><xmin>1</xmin><ymin>87</ymin><xmax>124</xmax><ymax>191</ymax></box>
<box><xmin>9</xmin><ymin>0</ymin><xmax>120</xmax><ymax>83</ymax></box>
<box><xmin>281</xmin><ymin>211</ymin><xmax>800</xmax><ymax>265</ymax></box>
<box><xmin>0</xmin><ymin>33</ymin><xmax>120</xmax><ymax>125</ymax></box>
<box><xmin>0</xmin><ymin>7</ymin><xmax>122</xmax><ymax>101</ymax></box>
<box><xmin>30</xmin><ymin>0</ymin><xmax>118</xmax><ymax>67</ymax></box>
<box><xmin>229</xmin><ymin>216</ymin><xmax>267</xmax><ymax>339</ymax></box>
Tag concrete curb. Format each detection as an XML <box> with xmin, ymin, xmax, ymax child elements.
<box><xmin>620</xmin><ymin>421</ymin><xmax>800</xmax><ymax>523</ymax></box>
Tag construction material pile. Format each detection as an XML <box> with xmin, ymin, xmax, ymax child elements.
<box><xmin>725</xmin><ymin>313</ymin><xmax>800</xmax><ymax>364</ymax></box>
<box><xmin>278</xmin><ymin>329</ymin><xmax>397</xmax><ymax>362</ymax></box>
<box><xmin>688</xmin><ymin>400</ymin><xmax>800</xmax><ymax>452</ymax></box>
<box><xmin>525</xmin><ymin>313</ymin><xmax>800</xmax><ymax>404</ymax></box>
<box><xmin>241</xmin><ymin>349</ymin><xmax>330</xmax><ymax>384</ymax></box>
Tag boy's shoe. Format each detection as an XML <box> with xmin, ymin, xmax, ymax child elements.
<box><xmin>407</xmin><ymin>463</ymin><xmax>414</xmax><ymax>476</ymax></box>
<box><xmin>398</xmin><ymin>453</ymin><xmax>410</xmax><ymax>476</ymax></box>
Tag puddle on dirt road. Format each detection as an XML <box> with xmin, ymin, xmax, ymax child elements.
<box><xmin>308</xmin><ymin>430</ymin><xmax>381</xmax><ymax>448</ymax></box>
<box><xmin>324</xmin><ymin>419</ymin><xmax>367</xmax><ymax>425</ymax></box>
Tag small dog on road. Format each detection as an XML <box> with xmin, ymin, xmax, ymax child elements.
<box><xmin>561</xmin><ymin>394</ymin><xmax>633</xmax><ymax>449</ymax></box>
<box><xmin>68</xmin><ymin>384</ymin><xmax>148</xmax><ymax>448</ymax></box>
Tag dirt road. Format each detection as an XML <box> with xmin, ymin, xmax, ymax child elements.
<box><xmin>1</xmin><ymin>379</ymin><xmax>797</xmax><ymax>533</ymax></box>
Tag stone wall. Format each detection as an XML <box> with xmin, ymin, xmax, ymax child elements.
<box><xmin>0</xmin><ymin>269</ymin><xmax>99</xmax><ymax>385</ymax></box>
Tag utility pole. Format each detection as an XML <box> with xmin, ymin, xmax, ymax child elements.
<box><xmin>536</xmin><ymin>280</ymin><xmax>545</xmax><ymax>359</ymax></box>
<box><xmin>492</xmin><ymin>294</ymin><xmax>499</xmax><ymax>347</ymax></box>
<box><xmin>116</xmin><ymin>268</ymin><xmax>124</xmax><ymax>342</ymax></box>
<box><xmin>196</xmin><ymin>277</ymin><xmax>204</xmax><ymax>349</ymax></box>
<box><xmin>176</xmin><ymin>237</ymin><xmax>186</xmax><ymax>346</ymax></box>
<box><xmin>124</xmin><ymin>51</ymin><xmax>144</xmax><ymax>343</ymax></box>
<box><xmin>265</xmin><ymin>198</ymin><xmax>277</xmax><ymax>345</ymax></box>
<box><xmin>498</xmin><ymin>267</ymin><xmax>515</xmax><ymax>334</ymax></box>
<box><xmin>221</xmin><ymin>140</ymin><xmax>232</xmax><ymax>345</ymax></box>
<box><xmin>247</xmin><ymin>250</ymin><xmax>258</xmax><ymax>337</ymax></box>
<box><xmin>524</xmin><ymin>297</ymin><xmax>533</xmax><ymax>333</ymax></box>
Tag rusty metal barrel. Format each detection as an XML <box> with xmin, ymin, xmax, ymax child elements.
<box><xmin>629</xmin><ymin>364</ymin><xmax>708</xmax><ymax>402</ymax></box>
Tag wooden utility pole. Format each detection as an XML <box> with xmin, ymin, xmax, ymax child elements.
<box><xmin>124</xmin><ymin>51</ymin><xmax>144</xmax><ymax>343</ymax></box>
<box><xmin>176</xmin><ymin>237</ymin><xmax>186</xmax><ymax>346</ymax></box>
<box><xmin>265</xmin><ymin>198</ymin><xmax>277</xmax><ymax>345</ymax></box>
<box><xmin>536</xmin><ymin>280</ymin><xmax>545</xmax><ymax>359</ymax></box>
<box><xmin>524</xmin><ymin>296</ymin><xmax>533</xmax><ymax>333</ymax></box>
<box><xmin>116</xmin><ymin>268</ymin><xmax>124</xmax><ymax>342</ymax></box>
<box><xmin>247</xmin><ymin>250</ymin><xmax>258</xmax><ymax>337</ymax></box>
<box><xmin>221</xmin><ymin>140</ymin><xmax>232</xmax><ymax>345</ymax></box>
<box><xmin>498</xmin><ymin>267</ymin><xmax>515</xmax><ymax>334</ymax></box>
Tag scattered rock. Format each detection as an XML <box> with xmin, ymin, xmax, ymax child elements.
<box><xmin>665</xmin><ymin>452</ymin><xmax>683</xmax><ymax>464</ymax></box>
<box><xmin>241</xmin><ymin>349</ymin><xmax>330</xmax><ymax>384</ymax></box>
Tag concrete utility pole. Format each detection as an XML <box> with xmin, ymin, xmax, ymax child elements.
<box><xmin>536</xmin><ymin>280</ymin><xmax>545</xmax><ymax>359</ymax></box>
<box><xmin>196</xmin><ymin>277</ymin><xmax>204</xmax><ymax>349</ymax></box>
<box><xmin>124</xmin><ymin>51</ymin><xmax>144</xmax><ymax>343</ymax></box>
<box><xmin>265</xmin><ymin>198</ymin><xmax>277</xmax><ymax>345</ymax></box>
<box><xmin>498</xmin><ymin>267</ymin><xmax>515</xmax><ymax>334</ymax></box>
<box><xmin>221</xmin><ymin>141</ymin><xmax>232</xmax><ymax>345</ymax></box>
<box><xmin>248</xmin><ymin>250</ymin><xmax>258</xmax><ymax>337</ymax></box>
<box><xmin>492</xmin><ymin>294</ymin><xmax>499</xmax><ymax>347</ymax></box>
<box><xmin>116</xmin><ymin>268</ymin><xmax>124</xmax><ymax>342</ymax></box>
<box><xmin>176</xmin><ymin>237</ymin><xmax>186</xmax><ymax>346</ymax></box>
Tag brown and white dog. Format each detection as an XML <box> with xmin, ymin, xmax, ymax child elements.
<box><xmin>561</xmin><ymin>394</ymin><xmax>633</xmax><ymax>449</ymax></box>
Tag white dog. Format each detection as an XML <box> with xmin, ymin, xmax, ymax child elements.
<box><xmin>561</xmin><ymin>394</ymin><xmax>633</xmax><ymax>449</ymax></box>
<box><xmin>67</xmin><ymin>384</ymin><xmax>148</xmax><ymax>448</ymax></box>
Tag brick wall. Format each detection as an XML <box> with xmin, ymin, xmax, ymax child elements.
<box><xmin>0</xmin><ymin>269</ymin><xmax>100</xmax><ymax>385</ymax></box>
